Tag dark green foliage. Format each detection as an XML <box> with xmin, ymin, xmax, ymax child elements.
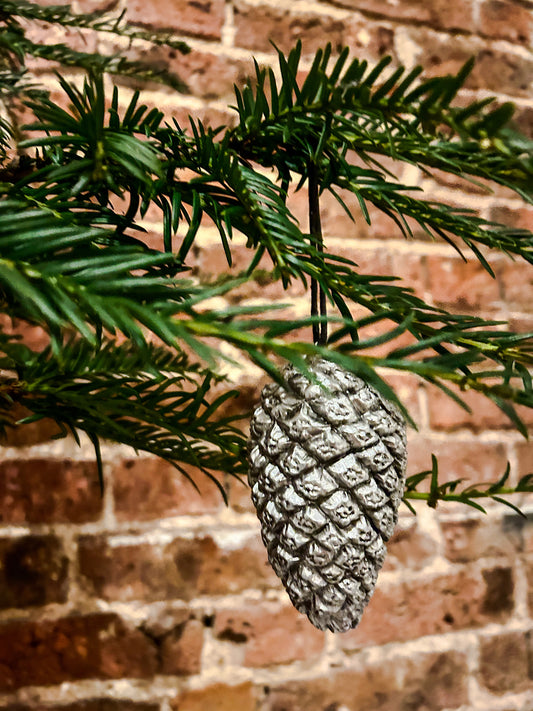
<box><xmin>0</xmin><ymin>2</ymin><xmax>532</xmax><ymax>508</ymax></box>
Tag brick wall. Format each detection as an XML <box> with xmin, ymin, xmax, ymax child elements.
<box><xmin>2</xmin><ymin>1</ymin><xmax>533</xmax><ymax>710</ymax></box>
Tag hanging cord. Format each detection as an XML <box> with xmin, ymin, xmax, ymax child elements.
<box><xmin>308</xmin><ymin>162</ymin><xmax>328</xmax><ymax>345</ymax></box>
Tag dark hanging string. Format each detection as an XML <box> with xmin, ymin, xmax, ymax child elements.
<box><xmin>308</xmin><ymin>163</ymin><xmax>327</xmax><ymax>345</ymax></box>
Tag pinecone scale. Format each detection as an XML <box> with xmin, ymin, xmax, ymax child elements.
<box><xmin>247</xmin><ymin>358</ymin><xmax>407</xmax><ymax>633</ymax></box>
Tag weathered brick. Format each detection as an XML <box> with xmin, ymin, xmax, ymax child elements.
<box><xmin>0</xmin><ymin>614</ymin><xmax>157</xmax><ymax>691</ymax></box>
<box><xmin>509</xmin><ymin>314</ymin><xmax>533</xmax><ymax>335</ymax></box>
<box><xmin>517</xmin><ymin>441</ymin><xmax>533</xmax><ymax>481</ymax></box>
<box><xmin>407</xmin><ymin>435</ymin><xmax>509</xmax><ymax>485</ymax></box>
<box><xmin>490</xmin><ymin>206</ymin><xmax>533</xmax><ymax>234</ymax></box>
<box><xmin>113</xmin><ymin>458</ymin><xmax>223</xmax><ymax>521</ymax></box>
<box><xmin>424</xmin><ymin>382</ymin><xmax>533</xmax><ymax>432</ymax></box>
<box><xmin>160</xmin><ymin>618</ymin><xmax>203</xmax><ymax>676</ymax></box>
<box><xmin>513</xmin><ymin>105</ymin><xmax>533</xmax><ymax>140</ymax></box>
<box><xmin>191</xmin><ymin>241</ymin><xmax>305</xmax><ymax>302</ymax></box>
<box><xmin>400</xmin><ymin>29</ymin><xmax>476</xmax><ymax>78</ymax></box>
<box><xmin>226</xmin><ymin>475</ymin><xmax>255</xmax><ymax>514</ymax></box>
<box><xmin>331</xmin><ymin>0</ymin><xmax>476</xmax><ymax>33</ymax></box>
<box><xmin>441</xmin><ymin>516</ymin><xmax>523</xmax><ymax>562</ymax></box>
<box><xmin>1</xmin><ymin>410</ymin><xmax>59</xmax><ymax>447</ymax></box>
<box><xmin>425</xmin><ymin>254</ymin><xmax>502</xmax><ymax>312</ymax></box>
<box><xmin>342</xmin><ymin>21</ymin><xmax>394</xmax><ymax>61</ymax></box>
<box><xmin>405</xmin><ymin>29</ymin><xmax>533</xmax><ymax>96</ymax></box>
<box><xmin>142</xmin><ymin>608</ymin><xmax>203</xmax><ymax>676</ymax></box>
<box><xmin>171</xmin><ymin>683</ymin><xmax>257</xmax><ymax>711</ymax></box>
<box><xmin>78</xmin><ymin>533</ymin><xmax>279</xmax><ymax>602</ymax></box>
<box><xmin>24</xmin><ymin>25</ymin><xmax>98</xmax><ymax>73</ymax></box>
<box><xmin>0</xmin><ymin>536</ymin><xmax>68</xmax><ymax>609</ymax></box>
<box><xmin>174</xmin><ymin>51</ymin><xmax>250</xmax><ymax>100</ymax></box>
<box><xmin>125</xmin><ymin>0</ymin><xmax>225</xmax><ymax>39</ymax></box>
<box><xmin>339</xmin><ymin>566</ymin><xmax>514</xmax><ymax>649</ymax></box>
<box><xmin>382</xmin><ymin>516</ymin><xmax>436</xmax><ymax>571</ymax></box>
<box><xmin>76</xmin><ymin>0</ymin><xmax>119</xmax><ymax>11</ymax></box>
<box><xmin>479</xmin><ymin>0</ymin><xmax>533</xmax><ymax>45</ymax></box>
<box><xmin>115</xmin><ymin>45</ymin><xmax>249</xmax><ymax>101</ymax></box>
<box><xmin>285</xmin><ymin>181</ymin><xmax>417</xmax><ymax>242</ymax></box>
<box><xmin>233</xmin><ymin>2</ymin><xmax>348</xmax><ymax>55</ymax></box>
<box><xmin>261</xmin><ymin>650</ymin><xmax>469</xmax><ymax>711</ymax></box>
<box><xmin>479</xmin><ymin>632</ymin><xmax>532</xmax><ymax>693</ymax></box>
<box><xmin>390</xmin><ymin>252</ymin><xmax>428</xmax><ymax>299</ymax></box>
<box><xmin>468</xmin><ymin>50</ymin><xmax>533</xmax><ymax>98</ymax></box>
<box><xmin>499</xmin><ymin>259</ymin><xmax>533</xmax><ymax>310</ymax></box>
<box><xmin>213</xmin><ymin>602</ymin><xmax>325</xmax><ymax>667</ymax></box>
<box><xmin>382</xmin><ymin>373</ymin><xmax>422</xmax><ymax>424</ymax></box>
<box><xmin>0</xmin><ymin>316</ymin><xmax>49</xmax><ymax>354</ymax></box>
<box><xmin>0</xmin><ymin>459</ymin><xmax>102</xmax><ymax>524</ymax></box>
<box><xmin>0</xmin><ymin>703</ymin><xmax>158</xmax><ymax>711</ymax></box>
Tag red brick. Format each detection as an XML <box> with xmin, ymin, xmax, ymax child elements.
<box><xmin>0</xmin><ymin>536</ymin><xmax>68</xmax><ymax>609</ymax></box>
<box><xmin>0</xmin><ymin>614</ymin><xmax>157</xmax><ymax>691</ymax></box>
<box><xmin>115</xmin><ymin>45</ymin><xmax>249</xmax><ymax>101</ymax></box>
<box><xmin>479</xmin><ymin>632</ymin><xmax>532</xmax><ymax>693</ymax></box>
<box><xmin>0</xmin><ymin>459</ymin><xmax>102</xmax><ymax>524</ymax></box>
<box><xmin>490</xmin><ymin>205</ymin><xmax>533</xmax><ymax>233</ymax></box>
<box><xmin>142</xmin><ymin>608</ymin><xmax>203</xmax><ymax>676</ymax></box>
<box><xmin>425</xmin><ymin>254</ymin><xmax>502</xmax><ymax>312</ymax></box>
<box><xmin>404</xmin><ymin>29</ymin><xmax>533</xmax><ymax>96</ymax></box>
<box><xmin>78</xmin><ymin>533</ymin><xmax>279</xmax><ymax>602</ymax></box>
<box><xmin>171</xmin><ymin>683</ymin><xmax>257</xmax><ymax>711</ymax></box>
<box><xmin>509</xmin><ymin>314</ymin><xmax>533</xmax><ymax>335</ymax></box>
<box><xmin>390</xmin><ymin>252</ymin><xmax>428</xmax><ymax>299</ymax></box>
<box><xmin>160</xmin><ymin>618</ymin><xmax>203</xmax><ymax>676</ymax></box>
<box><xmin>339</xmin><ymin>566</ymin><xmax>514</xmax><ymax>649</ymax></box>
<box><xmin>173</xmin><ymin>51</ymin><xmax>250</xmax><ymax>101</ymax></box>
<box><xmin>425</xmin><ymin>383</ymin><xmax>533</xmax><ymax>433</ymax></box>
<box><xmin>331</xmin><ymin>0</ymin><xmax>476</xmax><ymax>32</ymax></box>
<box><xmin>227</xmin><ymin>475</ymin><xmax>255</xmax><ymax>514</ymax></box>
<box><xmin>261</xmin><ymin>650</ymin><xmax>468</xmax><ymax>711</ymax></box>
<box><xmin>0</xmin><ymin>405</ymin><xmax>59</xmax><ymax>447</ymax></box>
<box><xmin>125</xmin><ymin>0</ymin><xmax>225</xmax><ymax>40</ymax></box>
<box><xmin>468</xmin><ymin>50</ymin><xmax>533</xmax><ymax>98</ymax></box>
<box><xmin>24</xmin><ymin>28</ymin><xmax>98</xmax><ymax>76</ymax></box>
<box><xmin>479</xmin><ymin>1</ymin><xmax>533</xmax><ymax>45</ymax></box>
<box><xmin>441</xmin><ymin>516</ymin><xmax>523</xmax><ymax>562</ymax></box>
<box><xmin>113</xmin><ymin>458</ymin><xmax>223</xmax><ymax>521</ymax></box>
<box><xmin>424</xmin><ymin>168</ymin><xmax>493</xmax><ymax>195</ymax></box>
<box><xmin>499</xmin><ymin>259</ymin><xmax>533</xmax><ymax>310</ymax></box>
<box><xmin>176</xmin><ymin>532</ymin><xmax>279</xmax><ymax>596</ymax></box>
<box><xmin>378</xmin><ymin>374</ymin><xmax>422</xmax><ymax>428</ymax></box>
<box><xmin>341</xmin><ymin>21</ymin><xmax>394</xmax><ymax>61</ymax></box>
<box><xmin>76</xmin><ymin>0</ymin><xmax>119</xmax><ymax>11</ymax></box>
<box><xmin>191</xmin><ymin>241</ymin><xmax>305</xmax><ymax>302</ymax></box>
<box><xmin>406</xmin><ymin>435</ymin><xmax>509</xmax><ymax>486</ymax></box>
<box><xmin>382</xmin><ymin>516</ymin><xmax>436</xmax><ymax>571</ymax></box>
<box><xmin>0</xmin><ymin>316</ymin><xmax>49</xmax><ymax>353</ymax></box>
<box><xmin>213</xmin><ymin>602</ymin><xmax>325</xmax><ymax>667</ymax></box>
<box><xmin>517</xmin><ymin>441</ymin><xmax>533</xmax><ymax>480</ymax></box>
<box><xmin>233</xmin><ymin>2</ymin><xmax>347</xmax><ymax>55</ymax></box>
<box><xmin>513</xmin><ymin>105</ymin><xmax>533</xmax><ymax>140</ymax></box>
<box><xmin>527</xmin><ymin>556</ymin><xmax>533</xmax><ymax>613</ymax></box>
<box><xmin>0</xmin><ymin>703</ymin><xmax>158</xmax><ymax>711</ymax></box>
<box><xmin>285</xmin><ymin>182</ymin><xmax>410</xmax><ymax>242</ymax></box>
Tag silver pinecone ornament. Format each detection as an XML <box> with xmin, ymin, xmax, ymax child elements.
<box><xmin>247</xmin><ymin>358</ymin><xmax>407</xmax><ymax>633</ymax></box>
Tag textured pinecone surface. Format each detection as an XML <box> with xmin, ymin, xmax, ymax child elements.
<box><xmin>248</xmin><ymin>358</ymin><xmax>407</xmax><ymax>633</ymax></box>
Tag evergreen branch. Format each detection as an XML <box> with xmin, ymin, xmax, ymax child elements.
<box><xmin>228</xmin><ymin>42</ymin><xmax>533</xmax><ymax>206</ymax></box>
<box><xmin>404</xmin><ymin>457</ymin><xmax>533</xmax><ymax>515</ymax></box>
<box><xmin>15</xmin><ymin>37</ymin><xmax>189</xmax><ymax>93</ymax></box>
<box><xmin>0</xmin><ymin>2</ymin><xmax>189</xmax><ymax>92</ymax></box>
<box><xmin>2</xmin><ymin>337</ymin><xmax>247</xmax><ymax>491</ymax></box>
<box><xmin>1</xmin><ymin>0</ymin><xmax>190</xmax><ymax>54</ymax></box>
